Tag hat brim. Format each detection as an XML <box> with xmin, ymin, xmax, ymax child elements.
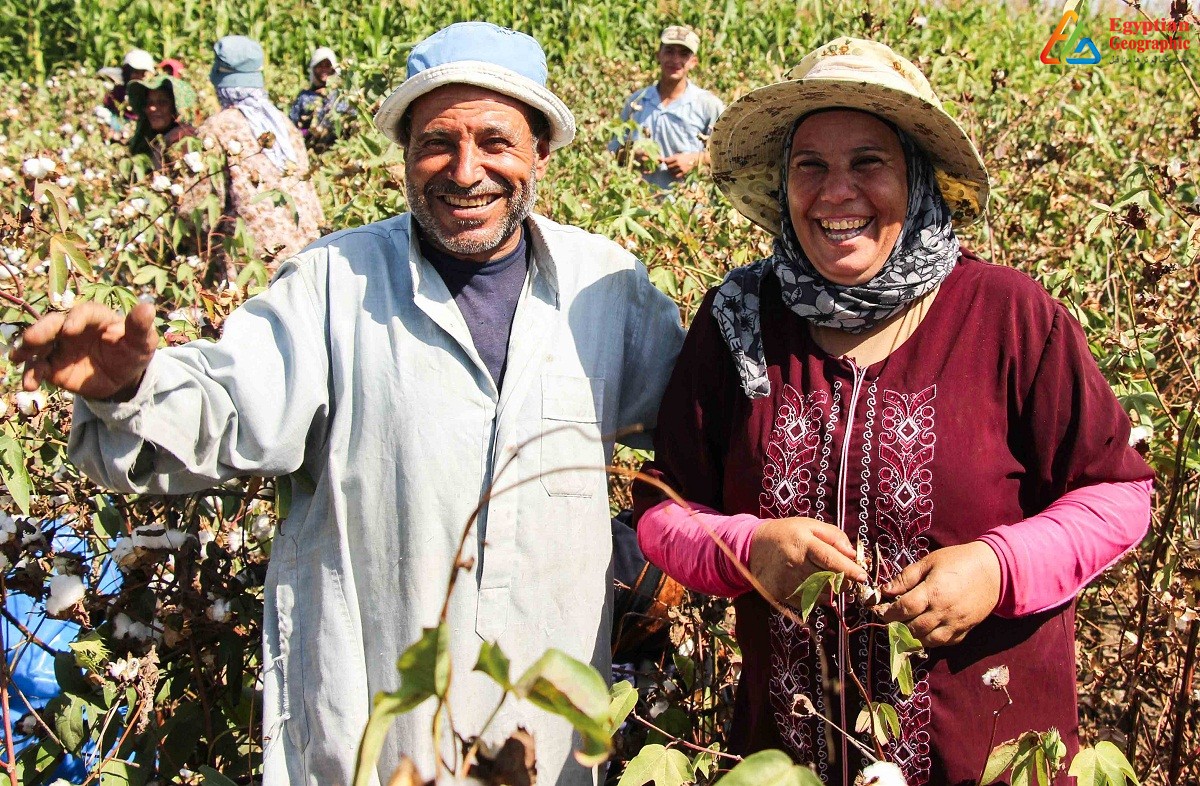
<box><xmin>127</xmin><ymin>75</ymin><xmax>196</xmax><ymax>114</ymax></box>
<box><xmin>209</xmin><ymin>68</ymin><xmax>264</xmax><ymax>90</ymax></box>
<box><xmin>373</xmin><ymin>61</ymin><xmax>576</xmax><ymax>151</ymax></box>
<box><xmin>709</xmin><ymin>78</ymin><xmax>990</xmax><ymax>233</ymax></box>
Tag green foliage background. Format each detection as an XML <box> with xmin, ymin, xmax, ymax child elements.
<box><xmin>0</xmin><ymin>0</ymin><xmax>1197</xmax><ymax>784</ymax></box>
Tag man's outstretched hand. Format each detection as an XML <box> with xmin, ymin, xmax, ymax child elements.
<box><xmin>11</xmin><ymin>301</ymin><xmax>158</xmax><ymax>402</ymax></box>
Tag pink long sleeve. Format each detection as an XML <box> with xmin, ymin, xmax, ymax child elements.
<box><xmin>636</xmin><ymin>499</ymin><xmax>762</xmax><ymax>597</ymax></box>
<box><xmin>979</xmin><ymin>478</ymin><xmax>1153</xmax><ymax>618</ymax></box>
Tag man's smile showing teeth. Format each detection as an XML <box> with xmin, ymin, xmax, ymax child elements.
<box><xmin>817</xmin><ymin>217</ymin><xmax>872</xmax><ymax>240</ymax></box>
<box><xmin>440</xmin><ymin>194</ymin><xmax>499</xmax><ymax>209</ymax></box>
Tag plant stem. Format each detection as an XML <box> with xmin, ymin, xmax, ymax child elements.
<box><xmin>977</xmin><ymin>686</ymin><xmax>1013</xmax><ymax>786</ymax></box>
<box><xmin>630</xmin><ymin>713</ymin><xmax>743</xmax><ymax>762</ymax></box>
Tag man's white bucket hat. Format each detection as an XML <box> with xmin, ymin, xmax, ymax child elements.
<box><xmin>374</xmin><ymin>22</ymin><xmax>576</xmax><ymax>150</ymax></box>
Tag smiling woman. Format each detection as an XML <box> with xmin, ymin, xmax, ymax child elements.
<box><xmin>633</xmin><ymin>37</ymin><xmax>1154</xmax><ymax>786</ymax></box>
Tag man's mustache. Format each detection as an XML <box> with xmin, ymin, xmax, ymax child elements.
<box><xmin>424</xmin><ymin>177</ymin><xmax>514</xmax><ymax>199</ymax></box>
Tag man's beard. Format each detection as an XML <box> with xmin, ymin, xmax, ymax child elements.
<box><xmin>407</xmin><ymin>166</ymin><xmax>538</xmax><ymax>258</ymax></box>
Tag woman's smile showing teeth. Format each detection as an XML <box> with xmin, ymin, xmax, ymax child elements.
<box><xmin>817</xmin><ymin>217</ymin><xmax>873</xmax><ymax>241</ymax></box>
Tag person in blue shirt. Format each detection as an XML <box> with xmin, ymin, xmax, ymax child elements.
<box><xmin>609</xmin><ymin>25</ymin><xmax>725</xmax><ymax>188</ymax></box>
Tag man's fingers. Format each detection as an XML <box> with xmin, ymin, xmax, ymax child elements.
<box><xmin>121</xmin><ymin>302</ymin><xmax>158</xmax><ymax>352</ymax></box>
<box><xmin>11</xmin><ymin>312</ymin><xmax>67</xmax><ymax>361</ymax></box>
<box><xmin>22</xmin><ymin>360</ymin><xmax>49</xmax><ymax>391</ymax></box>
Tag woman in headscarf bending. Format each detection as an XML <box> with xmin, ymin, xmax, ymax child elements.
<box><xmin>178</xmin><ymin>35</ymin><xmax>324</xmax><ymax>277</ymax></box>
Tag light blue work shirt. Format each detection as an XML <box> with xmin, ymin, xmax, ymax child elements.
<box><xmin>69</xmin><ymin>213</ymin><xmax>685</xmax><ymax>786</ymax></box>
<box><xmin>609</xmin><ymin>81</ymin><xmax>725</xmax><ymax>188</ymax></box>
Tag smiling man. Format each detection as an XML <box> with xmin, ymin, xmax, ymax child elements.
<box><xmin>15</xmin><ymin>21</ymin><xmax>684</xmax><ymax>786</ymax></box>
<box><xmin>609</xmin><ymin>25</ymin><xmax>725</xmax><ymax>188</ymax></box>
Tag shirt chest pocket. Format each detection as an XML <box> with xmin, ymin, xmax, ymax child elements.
<box><xmin>539</xmin><ymin>374</ymin><xmax>605</xmax><ymax>497</ymax></box>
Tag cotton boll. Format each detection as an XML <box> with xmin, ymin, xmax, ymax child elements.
<box><xmin>46</xmin><ymin>574</ymin><xmax>86</xmax><ymax>615</ymax></box>
<box><xmin>225</xmin><ymin>139</ymin><xmax>242</xmax><ymax>155</ymax></box>
<box><xmin>1129</xmin><ymin>424</ymin><xmax>1153</xmax><ymax>447</ymax></box>
<box><xmin>49</xmin><ymin>289</ymin><xmax>75</xmax><ymax>309</ymax></box>
<box><xmin>150</xmin><ymin>174</ymin><xmax>171</xmax><ymax>192</ymax></box>
<box><xmin>21</xmin><ymin>157</ymin><xmax>56</xmax><ymax>179</ymax></box>
<box><xmin>111</xmin><ymin>537</ymin><xmax>137</xmax><ymax>569</ymax></box>
<box><xmin>250</xmin><ymin>514</ymin><xmax>274</xmax><ymax>542</ymax></box>
<box><xmin>183</xmin><ymin>151</ymin><xmax>203</xmax><ymax>173</ymax></box>
<box><xmin>0</xmin><ymin>512</ymin><xmax>16</xmax><ymax>545</ymax></box>
<box><xmin>15</xmin><ymin>390</ymin><xmax>47</xmax><ymax>416</ymax></box>
<box><xmin>0</xmin><ymin>166</ymin><xmax>14</xmax><ymax>181</ymax></box>
<box><xmin>854</xmin><ymin>761</ymin><xmax>908</xmax><ymax>786</ymax></box>
<box><xmin>206</xmin><ymin>598</ymin><xmax>232</xmax><ymax>623</ymax></box>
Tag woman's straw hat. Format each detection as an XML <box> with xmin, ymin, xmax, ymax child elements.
<box><xmin>709</xmin><ymin>37</ymin><xmax>989</xmax><ymax>234</ymax></box>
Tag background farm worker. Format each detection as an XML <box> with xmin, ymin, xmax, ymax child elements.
<box><xmin>126</xmin><ymin>74</ymin><xmax>198</xmax><ymax>169</ymax></box>
<box><xmin>633</xmin><ymin>38</ymin><xmax>1153</xmax><ymax>785</ymax></box>
<box><xmin>102</xmin><ymin>48</ymin><xmax>156</xmax><ymax>124</ymax></box>
<box><xmin>15</xmin><ymin>20</ymin><xmax>683</xmax><ymax>786</ymax></box>
<box><xmin>289</xmin><ymin>46</ymin><xmax>353</xmax><ymax>151</ymax></box>
<box><xmin>608</xmin><ymin>25</ymin><xmax>724</xmax><ymax>188</ymax></box>
<box><xmin>177</xmin><ymin>35</ymin><xmax>324</xmax><ymax>275</ymax></box>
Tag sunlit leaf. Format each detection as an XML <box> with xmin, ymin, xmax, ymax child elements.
<box><xmin>716</xmin><ymin>749</ymin><xmax>824</xmax><ymax>786</ymax></box>
<box><xmin>514</xmin><ymin>649</ymin><xmax>612</xmax><ymax>765</ymax></box>
<box><xmin>788</xmin><ymin>570</ymin><xmax>844</xmax><ymax>622</ymax></box>
<box><xmin>615</xmin><ymin>744</ymin><xmax>692</xmax><ymax>786</ymax></box>
<box><xmin>886</xmin><ymin>622</ymin><xmax>923</xmax><ymax>695</ymax></box>
<box><xmin>0</xmin><ymin>430</ymin><xmax>32</xmax><ymax>514</ymax></box>
<box><xmin>1069</xmin><ymin>741</ymin><xmax>1140</xmax><ymax>786</ymax></box>
<box><xmin>473</xmin><ymin>639</ymin><xmax>512</xmax><ymax>691</ymax></box>
<box><xmin>607</xmin><ymin>679</ymin><xmax>638</xmax><ymax>733</ymax></box>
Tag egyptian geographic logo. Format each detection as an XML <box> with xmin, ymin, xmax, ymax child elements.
<box><xmin>1041</xmin><ymin>0</ymin><xmax>1102</xmax><ymax>65</ymax></box>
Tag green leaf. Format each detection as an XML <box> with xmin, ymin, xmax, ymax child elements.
<box><xmin>514</xmin><ymin>648</ymin><xmax>612</xmax><ymax>766</ymax></box>
<box><xmin>197</xmin><ymin>765</ymin><xmax>240</xmax><ymax>786</ymax></box>
<box><xmin>886</xmin><ymin>622</ymin><xmax>924</xmax><ymax>696</ymax></box>
<box><xmin>351</xmin><ymin>622</ymin><xmax>450</xmax><ymax>786</ymax></box>
<box><xmin>856</xmin><ymin>702</ymin><xmax>902</xmax><ymax>746</ymax></box>
<box><xmin>615</xmin><ymin>744</ymin><xmax>693</xmax><ymax>786</ymax></box>
<box><xmin>100</xmin><ymin>758</ymin><xmax>138</xmax><ymax>784</ymax></box>
<box><xmin>1069</xmin><ymin>741</ymin><xmax>1140</xmax><ymax>786</ymax></box>
<box><xmin>716</xmin><ymin>749</ymin><xmax>824</xmax><ymax>786</ymax></box>
<box><xmin>352</xmin><ymin>692</ymin><xmax>417</xmax><ymax>786</ymax></box>
<box><xmin>0</xmin><ymin>430</ymin><xmax>32</xmax><ymax>514</ymax></box>
<box><xmin>788</xmin><ymin>570</ymin><xmax>844</xmax><ymax>622</ymax></box>
<box><xmin>392</xmin><ymin>623</ymin><xmax>450</xmax><ymax>712</ymax></box>
<box><xmin>38</xmin><ymin>183</ymin><xmax>70</xmax><ymax>230</ymax></box>
<box><xmin>1010</xmin><ymin>732</ymin><xmax>1044</xmax><ymax>786</ymax></box>
<box><xmin>49</xmin><ymin>693</ymin><xmax>87</xmax><ymax>751</ymax></box>
<box><xmin>50</xmin><ymin>233</ymin><xmax>92</xmax><ymax>278</ymax></box>
<box><xmin>473</xmin><ymin>639</ymin><xmax>512</xmax><ymax>691</ymax></box>
<box><xmin>607</xmin><ymin>679</ymin><xmax>638</xmax><ymax>733</ymax></box>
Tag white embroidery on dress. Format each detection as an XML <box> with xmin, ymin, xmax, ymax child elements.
<box><xmin>760</xmin><ymin>386</ymin><xmax>829</xmax><ymax>519</ymax></box>
<box><xmin>762</xmin><ymin>382</ymin><xmax>936</xmax><ymax>785</ymax></box>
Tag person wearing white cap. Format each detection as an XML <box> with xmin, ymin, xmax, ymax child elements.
<box><xmin>16</xmin><ymin>20</ymin><xmax>683</xmax><ymax>786</ymax></box>
<box><xmin>609</xmin><ymin>25</ymin><xmax>724</xmax><ymax>188</ymax></box>
<box><xmin>289</xmin><ymin>46</ymin><xmax>352</xmax><ymax>150</ymax></box>
<box><xmin>633</xmin><ymin>37</ymin><xmax>1151</xmax><ymax>785</ymax></box>
<box><xmin>102</xmin><ymin>48</ymin><xmax>158</xmax><ymax>124</ymax></box>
